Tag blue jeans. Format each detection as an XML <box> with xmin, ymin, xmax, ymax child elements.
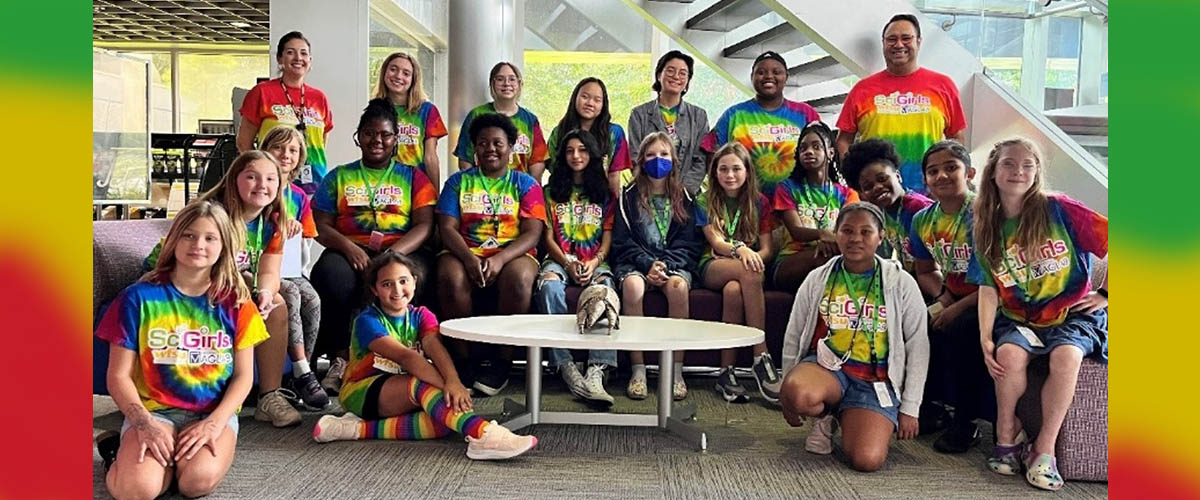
<box><xmin>535</xmin><ymin>260</ymin><xmax>618</xmax><ymax>368</ymax></box>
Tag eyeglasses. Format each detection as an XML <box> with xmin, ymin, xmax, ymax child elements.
<box><xmin>884</xmin><ymin>35</ymin><xmax>916</xmax><ymax>44</ymax></box>
<box><xmin>493</xmin><ymin>76</ymin><xmax>519</xmax><ymax>84</ymax></box>
<box><xmin>663</xmin><ymin>67</ymin><xmax>689</xmax><ymax>78</ymax></box>
<box><xmin>359</xmin><ymin>130</ymin><xmax>396</xmax><ymax>141</ymax></box>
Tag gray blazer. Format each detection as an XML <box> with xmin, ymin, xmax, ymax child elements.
<box><xmin>627</xmin><ymin>99</ymin><xmax>709</xmax><ymax>196</ymax></box>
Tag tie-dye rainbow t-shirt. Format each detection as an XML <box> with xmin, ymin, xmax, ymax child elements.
<box><xmin>545</xmin><ymin>186</ymin><xmax>614</xmax><ymax>262</ymax></box>
<box><xmin>967</xmin><ymin>194</ymin><xmax>1108</xmax><ymax>327</ymax></box>
<box><xmin>339</xmin><ymin>304</ymin><xmax>439</xmax><ymax>414</ymax></box>
<box><xmin>95</xmin><ymin>281</ymin><xmax>268</xmax><ymax>412</ymax></box>
<box><xmin>660</xmin><ymin>105</ymin><xmax>680</xmax><ymax>147</ymax></box>
<box><xmin>698</xmin><ymin>193</ymin><xmax>776</xmax><ymax>267</ymax></box>
<box><xmin>836</xmin><ymin>69</ymin><xmax>967</xmax><ymax>194</ymax></box>
<box><xmin>436</xmin><ymin>167</ymin><xmax>547</xmax><ymax>258</ymax></box>
<box><xmin>772</xmin><ymin>178</ymin><xmax>859</xmax><ymax>257</ymax></box>
<box><xmin>454</xmin><ymin>104</ymin><xmax>549</xmax><ymax>174</ymax></box>
<box><xmin>909</xmin><ymin>194</ymin><xmax>977</xmax><ymax>298</ymax></box>
<box><xmin>239</xmin><ymin>79</ymin><xmax>333</xmax><ymax>194</ymax></box>
<box><xmin>393</xmin><ymin>101</ymin><xmax>448</xmax><ymax>174</ymax></box>
<box><xmin>546</xmin><ymin>123</ymin><xmax>632</xmax><ymax>176</ymax></box>
<box><xmin>313</xmin><ymin>160</ymin><xmax>436</xmax><ymax>248</ymax></box>
<box><xmin>701</xmin><ymin>99</ymin><xmax>821</xmax><ymax>193</ymax></box>
<box><xmin>878</xmin><ymin>191</ymin><xmax>933</xmax><ymax>273</ymax></box>
<box><xmin>812</xmin><ymin>261</ymin><xmax>889</xmax><ymax>382</ymax></box>
<box><xmin>283</xmin><ymin>182</ymin><xmax>318</xmax><ymax>238</ymax></box>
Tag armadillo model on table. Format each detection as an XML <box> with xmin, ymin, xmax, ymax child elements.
<box><xmin>576</xmin><ymin>284</ymin><xmax>620</xmax><ymax>335</ymax></box>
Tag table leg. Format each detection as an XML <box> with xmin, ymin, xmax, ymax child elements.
<box><xmin>659</xmin><ymin>349</ymin><xmax>707</xmax><ymax>451</ymax></box>
<box><xmin>499</xmin><ymin>346</ymin><xmax>541</xmax><ymax>432</ymax></box>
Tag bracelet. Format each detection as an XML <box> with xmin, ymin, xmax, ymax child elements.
<box><xmin>1096</xmin><ymin>288</ymin><xmax>1108</xmax><ymax>299</ymax></box>
<box><xmin>564</xmin><ymin>254</ymin><xmax>579</xmax><ymax>265</ymax></box>
<box><xmin>729</xmin><ymin>240</ymin><xmax>746</xmax><ymax>256</ymax></box>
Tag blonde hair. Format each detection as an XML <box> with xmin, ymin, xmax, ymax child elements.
<box><xmin>142</xmin><ymin>201</ymin><xmax>251</xmax><ymax>305</ymax></box>
<box><xmin>373</xmin><ymin>52</ymin><xmax>427</xmax><ymax>114</ymax></box>
<box><xmin>198</xmin><ymin>151</ymin><xmax>285</xmax><ymax>230</ymax></box>
<box><xmin>973</xmin><ymin>138</ymin><xmax>1052</xmax><ymax>268</ymax></box>
<box><xmin>489</xmin><ymin>61</ymin><xmax>523</xmax><ymax>101</ymax></box>
<box><xmin>704</xmin><ymin>142</ymin><xmax>762</xmax><ymax>244</ymax></box>
<box><xmin>259</xmin><ymin>126</ymin><xmax>307</xmax><ymax>182</ymax></box>
<box><xmin>634</xmin><ymin>132</ymin><xmax>688</xmax><ymax>222</ymax></box>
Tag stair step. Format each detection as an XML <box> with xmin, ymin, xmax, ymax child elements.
<box><xmin>806</xmin><ymin>92</ymin><xmax>848</xmax><ymax>109</ymax></box>
<box><xmin>723</xmin><ymin>22</ymin><xmax>814</xmax><ymax>59</ymax></box>
<box><xmin>686</xmin><ymin>0</ymin><xmax>770</xmax><ymax>31</ymax></box>
<box><xmin>787</xmin><ymin>56</ymin><xmax>850</xmax><ymax>87</ymax></box>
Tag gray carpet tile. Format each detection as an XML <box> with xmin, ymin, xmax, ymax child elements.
<box><xmin>93</xmin><ymin>372</ymin><xmax>1108</xmax><ymax>499</ymax></box>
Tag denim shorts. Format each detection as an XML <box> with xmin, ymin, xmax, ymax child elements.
<box><xmin>121</xmin><ymin>408</ymin><xmax>240</xmax><ymax>437</ymax></box>
<box><xmin>993</xmin><ymin>308</ymin><xmax>1108</xmax><ymax>362</ymax></box>
<box><xmin>801</xmin><ymin>355</ymin><xmax>899</xmax><ymax>428</ymax></box>
<box><xmin>538</xmin><ymin>259</ymin><xmax>614</xmax><ymax>286</ymax></box>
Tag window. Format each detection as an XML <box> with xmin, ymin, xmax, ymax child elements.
<box><xmin>177</xmin><ymin>53</ymin><xmax>269</xmax><ymax>133</ymax></box>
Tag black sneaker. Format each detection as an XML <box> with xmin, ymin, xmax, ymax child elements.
<box><xmin>473</xmin><ymin>364</ymin><xmax>510</xmax><ymax>397</ymax></box>
<box><xmin>292</xmin><ymin>371</ymin><xmax>331</xmax><ymax>409</ymax></box>
<box><xmin>95</xmin><ymin>430</ymin><xmax>120</xmax><ymax>471</ymax></box>
<box><xmin>934</xmin><ymin>421</ymin><xmax>982</xmax><ymax>454</ymax></box>
<box><xmin>919</xmin><ymin>403</ymin><xmax>952</xmax><ymax>435</ymax></box>
<box><xmin>750</xmin><ymin>353</ymin><xmax>782</xmax><ymax>403</ymax></box>
<box><xmin>715</xmin><ymin>367</ymin><xmax>750</xmax><ymax>403</ymax></box>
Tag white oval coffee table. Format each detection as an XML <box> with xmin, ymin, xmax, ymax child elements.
<box><xmin>440</xmin><ymin>314</ymin><xmax>764</xmax><ymax>451</ymax></box>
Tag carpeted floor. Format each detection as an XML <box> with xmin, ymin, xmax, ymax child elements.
<box><xmin>92</xmin><ymin>371</ymin><xmax>1108</xmax><ymax>499</ymax></box>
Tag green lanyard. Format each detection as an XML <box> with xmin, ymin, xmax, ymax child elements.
<box><xmin>722</xmin><ymin>197</ymin><xmax>742</xmax><ymax>241</ymax></box>
<box><xmin>479</xmin><ymin>169</ymin><xmax>510</xmax><ymax>243</ymax></box>
<box><xmin>652</xmin><ymin>196</ymin><xmax>670</xmax><ymax>240</ymax></box>
<box><xmin>246</xmin><ymin>214</ymin><xmax>265</xmax><ymax>289</ymax></box>
<box><xmin>373</xmin><ymin>304</ymin><xmax>416</xmax><ymax>347</ymax></box>
<box><xmin>931</xmin><ymin>194</ymin><xmax>972</xmax><ymax>273</ymax></box>
<box><xmin>358</xmin><ymin>161</ymin><xmax>397</xmax><ymax>229</ymax></box>
<box><xmin>799</xmin><ymin>181</ymin><xmax>839</xmax><ymax>229</ymax></box>
<box><xmin>822</xmin><ymin>259</ymin><xmax>882</xmax><ymax>369</ymax></box>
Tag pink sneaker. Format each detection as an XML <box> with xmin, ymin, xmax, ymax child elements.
<box><xmin>804</xmin><ymin>415</ymin><xmax>835</xmax><ymax>455</ymax></box>
<box><xmin>313</xmin><ymin>413</ymin><xmax>362</xmax><ymax>443</ymax></box>
<box><xmin>466</xmin><ymin>421</ymin><xmax>538</xmax><ymax>460</ymax></box>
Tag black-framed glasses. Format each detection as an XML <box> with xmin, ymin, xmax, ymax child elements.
<box><xmin>359</xmin><ymin>130</ymin><xmax>397</xmax><ymax>141</ymax></box>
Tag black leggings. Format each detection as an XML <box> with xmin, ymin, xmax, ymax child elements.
<box><xmin>926</xmin><ymin>308</ymin><xmax>996</xmax><ymax>424</ymax></box>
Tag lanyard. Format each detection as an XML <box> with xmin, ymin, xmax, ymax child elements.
<box><xmin>822</xmin><ymin>259</ymin><xmax>882</xmax><ymax>370</ymax></box>
<box><xmin>373</xmin><ymin>304</ymin><xmax>416</xmax><ymax>347</ymax></box>
<box><xmin>799</xmin><ymin>181</ymin><xmax>839</xmax><ymax>229</ymax></box>
<box><xmin>931</xmin><ymin>194</ymin><xmax>971</xmax><ymax>274</ymax></box>
<box><xmin>479</xmin><ymin>170</ymin><xmax>510</xmax><ymax>242</ymax></box>
<box><xmin>280</xmin><ymin>80</ymin><xmax>306</xmax><ymax>130</ymax></box>
<box><xmin>563</xmin><ymin>187</ymin><xmax>594</xmax><ymax>255</ymax></box>
<box><xmin>358</xmin><ymin>161</ymin><xmax>397</xmax><ymax>229</ymax></box>
<box><xmin>652</xmin><ymin>195</ymin><xmax>670</xmax><ymax>240</ymax></box>
<box><xmin>721</xmin><ymin>197</ymin><xmax>742</xmax><ymax>241</ymax></box>
<box><xmin>246</xmin><ymin>214</ymin><xmax>265</xmax><ymax>289</ymax></box>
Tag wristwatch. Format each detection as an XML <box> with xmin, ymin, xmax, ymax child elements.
<box><xmin>729</xmin><ymin>240</ymin><xmax>746</xmax><ymax>256</ymax></box>
<box><xmin>1097</xmin><ymin>288</ymin><xmax>1108</xmax><ymax>299</ymax></box>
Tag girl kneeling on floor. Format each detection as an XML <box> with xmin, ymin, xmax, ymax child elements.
<box><xmin>98</xmin><ymin>201</ymin><xmax>269</xmax><ymax>499</ymax></box>
<box><xmin>779</xmin><ymin>202</ymin><xmax>929</xmax><ymax>472</ymax></box>
<box><xmin>970</xmin><ymin>138</ymin><xmax>1108</xmax><ymax>491</ymax></box>
<box><xmin>313</xmin><ymin>251</ymin><xmax>538</xmax><ymax>460</ymax></box>
<box><xmin>698</xmin><ymin>142</ymin><xmax>780</xmax><ymax>404</ymax></box>
<box><xmin>612</xmin><ymin>131</ymin><xmax>704</xmax><ymax>401</ymax></box>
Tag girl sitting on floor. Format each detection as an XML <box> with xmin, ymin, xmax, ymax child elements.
<box><xmin>970</xmin><ymin>138</ymin><xmax>1108</xmax><ymax>491</ymax></box>
<box><xmin>697</xmin><ymin>142</ymin><xmax>780</xmax><ymax>404</ymax></box>
<box><xmin>313</xmin><ymin>251</ymin><xmax>538</xmax><ymax>460</ymax></box>
<box><xmin>98</xmin><ymin>201</ymin><xmax>268</xmax><ymax>499</ymax></box>
<box><xmin>612</xmin><ymin>131</ymin><xmax>704</xmax><ymax>401</ymax></box>
<box><xmin>778</xmin><ymin>202</ymin><xmax>929</xmax><ymax>472</ymax></box>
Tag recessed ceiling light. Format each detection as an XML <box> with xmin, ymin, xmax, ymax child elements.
<box><xmin>230</xmin><ymin>21</ymin><xmax>251</xmax><ymax>28</ymax></box>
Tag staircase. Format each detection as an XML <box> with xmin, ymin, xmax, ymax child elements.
<box><xmin>619</xmin><ymin>0</ymin><xmax>1107</xmax><ymax>214</ymax></box>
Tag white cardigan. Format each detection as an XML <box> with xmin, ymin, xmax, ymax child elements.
<box><xmin>781</xmin><ymin>256</ymin><xmax>930</xmax><ymax>417</ymax></box>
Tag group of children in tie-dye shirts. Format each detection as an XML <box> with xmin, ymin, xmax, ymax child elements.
<box><xmin>96</xmin><ymin>37</ymin><xmax>1108</xmax><ymax>497</ymax></box>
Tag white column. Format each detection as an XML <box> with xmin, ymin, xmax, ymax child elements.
<box><xmin>270</xmin><ymin>0</ymin><xmax>370</xmax><ymax>168</ymax></box>
<box><xmin>1019</xmin><ymin>15</ymin><xmax>1049</xmax><ymax>111</ymax></box>
<box><xmin>1077</xmin><ymin>15</ymin><xmax>1105</xmax><ymax>106</ymax></box>
<box><xmin>447</xmin><ymin>0</ymin><xmax>523</xmax><ymax>165</ymax></box>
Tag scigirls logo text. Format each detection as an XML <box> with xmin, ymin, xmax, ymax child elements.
<box><xmin>875</xmin><ymin>92</ymin><xmax>933</xmax><ymax>115</ymax></box>
<box><xmin>147</xmin><ymin>325</ymin><xmax>234</xmax><ymax>365</ymax></box>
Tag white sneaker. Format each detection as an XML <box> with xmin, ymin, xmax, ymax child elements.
<box><xmin>560</xmin><ymin>362</ymin><xmax>588</xmax><ymax>399</ymax></box>
<box><xmin>805</xmin><ymin>415</ymin><xmax>835</xmax><ymax>455</ymax></box>
<box><xmin>582</xmin><ymin>365</ymin><xmax>615</xmax><ymax>406</ymax></box>
<box><xmin>321</xmin><ymin>357</ymin><xmax>347</xmax><ymax>394</ymax></box>
<box><xmin>466</xmin><ymin>421</ymin><xmax>538</xmax><ymax>460</ymax></box>
<box><xmin>254</xmin><ymin>389</ymin><xmax>302</xmax><ymax>427</ymax></box>
<box><xmin>672</xmin><ymin>375</ymin><xmax>688</xmax><ymax>401</ymax></box>
<box><xmin>313</xmin><ymin>413</ymin><xmax>363</xmax><ymax>443</ymax></box>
